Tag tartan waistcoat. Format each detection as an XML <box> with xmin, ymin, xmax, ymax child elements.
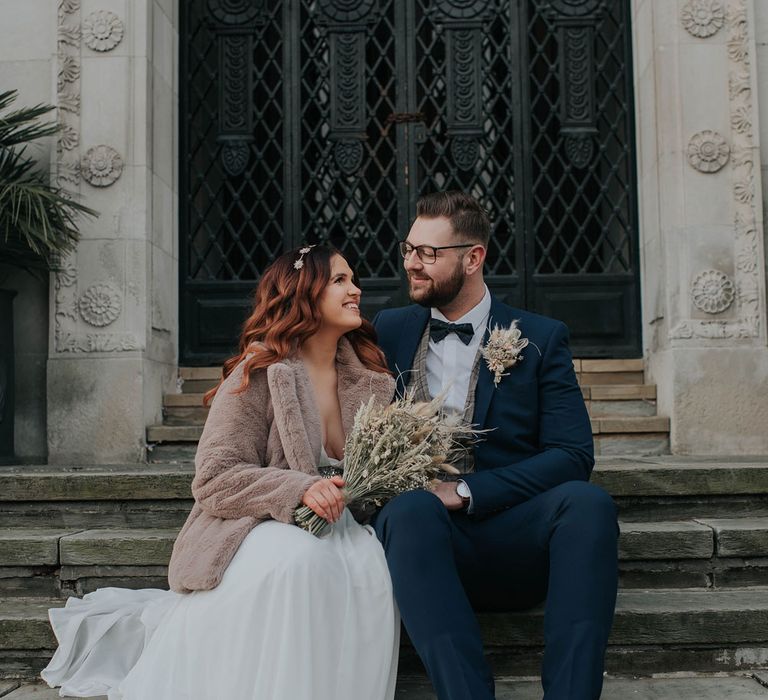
<box><xmin>405</xmin><ymin>324</ymin><xmax>482</xmax><ymax>474</ymax></box>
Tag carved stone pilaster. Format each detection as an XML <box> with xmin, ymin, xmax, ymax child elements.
<box><xmin>53</xmin><ymin>0</ymin><xmax>139</xmax><ymax>354</ymax></box>
<box><xmin>669</xmin><ymin>0</ymin><xmax>764</xmax><ymax>341</ymax></box>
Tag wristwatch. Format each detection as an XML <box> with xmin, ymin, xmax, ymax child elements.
<box><xmin>456</xmin><ymin>480</ymin><xmax>471</xmax><ymax>510</ymax></box>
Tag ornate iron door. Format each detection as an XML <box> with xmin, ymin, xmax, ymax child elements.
<box><xmin>180</xmin><ymin>0</ymin><xmax>640</xmax><ymax>363</ymax></box>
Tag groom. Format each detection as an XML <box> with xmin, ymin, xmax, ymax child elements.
<box><xmin>372</xmin><ymin>191</ymin><xmax>619</xmax><ymax>700</ymax></box>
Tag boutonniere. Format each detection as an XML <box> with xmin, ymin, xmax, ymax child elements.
<box><xmin>481</xmin><ymin>321</ymin><xmax>530</xmax><ymax>386</ymax></box>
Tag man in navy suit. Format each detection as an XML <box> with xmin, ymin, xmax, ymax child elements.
<box><xmin>372</xmin><ymin>191</ymin><xmax>619</xmax><ymax>700</ymax></box>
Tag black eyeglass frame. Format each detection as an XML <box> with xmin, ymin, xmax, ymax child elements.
<box><xmin>398</xmin><ymin>240</ymin><xmax>476</xmax><ymax>264</ymax></box>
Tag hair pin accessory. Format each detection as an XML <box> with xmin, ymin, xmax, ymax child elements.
<box><xmin>293</xmin><ymin>244</ymin><xmax>317</xmax><ymax>270</ymax></box>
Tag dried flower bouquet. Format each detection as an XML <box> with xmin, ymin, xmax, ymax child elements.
<box><xmin>294</xmin><ymin>394</ymin><xmax>474</xmax><ymax>537</ymax></box>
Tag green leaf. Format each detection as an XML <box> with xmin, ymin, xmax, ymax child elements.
<box><xmin>0</xmin><ymin>90</ymin><xmax>98</xmax><ymax>274</ymax></box>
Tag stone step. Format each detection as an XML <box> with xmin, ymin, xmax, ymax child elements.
<box><xmin>2</xmin><ymin>459</ymin><xmax>766</xmax><ymax>503</ymax></box>
<box><xmin>1</xmin><ymin>460</ymin><xmax>766</xmax><ymax>531</ymax></box>
<box><xmin>0</xmin><ymin>521</ymin><xmax>723</xmax><ymax>569</ymax></box>
<box><xmin>3</xmin><ymin>588</ymin><xmax>768</xmax><ymax>677</ymax></box>
<box><xmin>163</xmin><ymin>387</ymin><xmax>660</xmax><ymax>424</ymax></box>
<box><xmin>0</xmin><ymin>518</ymin><xmax>766</xmax><ymax>597</ymax></box>
<box><xmin>171</xmin><ymin>386</ymin><xmax>658</xmax><ymax>406</ymax></box>
<box><xmin>180</xmin><ymin>372</ymin><xmax>650</xmax><ymax>394</ymax></box>
<box><xmin>148</xmin><ymin>416</ymin><xmax>672</xmax><ymax>444</ymax></box>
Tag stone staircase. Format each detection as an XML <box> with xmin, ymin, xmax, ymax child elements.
<box><xmin>147</xmin><ymin>359</ymin><xmax>671</xmax><ymax>461</ymax></box>
<box><xmin>1</xmin><ymin>457</ymin><xmax>767</xmax><ymax>681</ymax></box>
<box><xmin>1</xmin><ymin>360</ymin><xmax>767</xmax><ymax>684</ymax></box>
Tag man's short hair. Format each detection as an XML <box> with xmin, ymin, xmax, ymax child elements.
<box><xmin>415</xmin><ymin>191</ymin><xmax>490</xmax><ymax>247</ymax></box>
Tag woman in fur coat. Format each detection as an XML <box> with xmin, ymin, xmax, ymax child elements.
<box><xmin>42</xmin><ymin>245</ymin><xmax>400</xmax><ymax>700</ymax></box>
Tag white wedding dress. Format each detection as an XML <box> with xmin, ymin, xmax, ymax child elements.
<box><xmin>41</xmin><ymin>451</ymin><xmax>399</xmax><ymax>700</ymax></box>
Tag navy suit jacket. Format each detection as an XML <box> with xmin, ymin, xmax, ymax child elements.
<box><xmin>373</xmin><ymin>297</ymin><xmax>594</xmax><ymax>517</ymax></box>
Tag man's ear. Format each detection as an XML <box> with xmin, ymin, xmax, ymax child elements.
<box><xmin>465</xmin><ymin>245</ymin><xmax>486</xmax><ymax>276</ymax></box>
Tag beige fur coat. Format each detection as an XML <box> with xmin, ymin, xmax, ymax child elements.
<box><xmin>167</xmin><ymin>337</ymin><xmax>395</xmax><ymax>593</ymax></box>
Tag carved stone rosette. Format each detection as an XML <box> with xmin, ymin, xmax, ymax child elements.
<box><xmin>686</xmin><ymin>130</ymin><xmax>730</xmax><ymax>173</ymax></box>
<box><xmin>670</xmin><ymin>0</ymin><xmax>764</xmax><ymax>341</ymax></box>
<box><xmin>78</xmin><ymin>283</ymin><xmax>122</xmax><ymax>327</ymax></box>
<box><xmin>81</xmin><ymin>145</ymin><xmax>124</xmax><ymax>187</ymax></box>
<box><xmin>691</xmin><ymin>270</ymin><xmax>736</xmax><ymax>314</ymax></box>
<box><xmin>83</xmin><ymin>10</ymin><xmax>125</xmax><ymax>52</ymax></box>
<box><xmin>681</xmin><ymin>0</ymin><xmax>726</xmax><ymax>38</ymax></box>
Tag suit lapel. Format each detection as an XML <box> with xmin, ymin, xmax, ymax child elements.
<box><xmin>393</xmin><ymin>306</ymin><xmax>431</xmax><ymax>397</ymax></box>
<box><xmin>472</xmin><ymin>297</ymin><xmax>514</xmax><ymax>429</ymax></box>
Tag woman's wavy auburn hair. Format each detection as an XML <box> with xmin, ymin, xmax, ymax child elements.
<box><xmin>203</xmin><ymin>245</ymin><xmax>391</xmax><ymax>405</ymax></box>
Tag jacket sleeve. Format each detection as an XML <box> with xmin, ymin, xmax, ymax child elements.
<box><xmin>190</xmin><ymin>362</ymin><xmax>321</xmax><ymax>523</ymax></box>
<box><xmin>462</xmin><ymin>321</ymin><xmax>594</xmax><ymax>516</ymax></box>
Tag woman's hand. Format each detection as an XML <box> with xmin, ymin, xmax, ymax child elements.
<box><xmin>301</xmin><ymin>476</ymin><xmax>346</xmax><ymax>523</ymax></box>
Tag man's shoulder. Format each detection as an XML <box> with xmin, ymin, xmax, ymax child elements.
<box><xmin>490</xmin><ymin>299</ymin><xmax>565</xmax><ymax>336</ymax></box>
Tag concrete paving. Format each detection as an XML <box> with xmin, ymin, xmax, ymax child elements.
<box><xmin>395</xmin><ymin>674</ymin><xmax>768</xmax><ymax>699</ymax></box>
<box><xmin>2</xmin><ymin>674</ymin><xmax>768</xmax><ymax>699</ymax></box>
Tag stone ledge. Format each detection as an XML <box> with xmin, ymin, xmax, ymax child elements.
<box><xmin>59</xmin><ymin>529</ymin><xmax>179</xmax><ymax>566</ymax></box>
<box><xmin>696</xmin><ymin>518</ymin><xmax>768</xmax><ymax>557</ymax></box>
<box><xmin>2</xmin><ymin>459</ymin><xmax>768</xmax><ymax>502</ymax></box>
<box><xmin>0</xmin><ymin>532</ymin><xmax>73</xmax><ymax>567</ymax></box>
<box><xmin>5</xmin><ymin>588</ymin><xmax>768</xmax><ymax>652</ymax></box>
<box><xmin>619</xmin><ymin>521</ymin><xmax>713</xmax><ymax>560</ymax></box>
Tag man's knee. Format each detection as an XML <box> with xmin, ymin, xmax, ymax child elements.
<box><xmin>553</xmin><ymin>481</ymin><xmax>618</xmax><ymax>526</ymax></box>
<box><xmin>374</xmin><ymin>489</ymin><xmax>449</xmax><ymax>543</ymax></box>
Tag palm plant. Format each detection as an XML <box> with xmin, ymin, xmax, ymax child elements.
<box><xmin>0</xmin><ymin>89</ymin><xmax>97</xmax><ymax>274</ymax></box>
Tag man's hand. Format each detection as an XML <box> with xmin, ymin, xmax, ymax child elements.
<box><xmin>429</xmin><ymin>481</ymin><xmax>464</xmax><ymax>510</ymax></box>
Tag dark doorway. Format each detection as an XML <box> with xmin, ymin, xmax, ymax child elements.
<box><xmin>180</xmin><ymin>0</ymin><xmax>640</xmax><ymax>363</ymax></box>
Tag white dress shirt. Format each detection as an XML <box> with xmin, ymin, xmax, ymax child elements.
<box><xmin>427</xmin><ymin>285</ymin><xmax>491</xmax><ymax>415</ymax></box>
<box><xmin>426</xmin><ymin>286</ymin><xmax>491</xmax><ymax>512</ymax></box>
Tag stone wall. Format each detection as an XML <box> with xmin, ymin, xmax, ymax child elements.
<box><xmin>0</xmin><ymin>0</ymin><xmax>179</xmax><ymax>464</ymax></box>
<box><xmin>45</xmin><ymin>0</ymin><xmax>179</xmax><ymax>463</ymax></box>
<box><xmin>635</xmin><ymin>0</ymin><xmax>768</xmax><ymax>454</ymax></box>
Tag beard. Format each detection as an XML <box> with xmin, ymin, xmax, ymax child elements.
<box><xmin>408</xmin><ymin>260</ymin><xmax>465</xmax><ymax>308</ymax></box>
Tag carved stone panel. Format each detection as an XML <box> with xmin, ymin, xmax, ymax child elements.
<box><xmin>670</xmin><ymin>0</ymin><xmax>764</xmax><ymax>341</ymax></box>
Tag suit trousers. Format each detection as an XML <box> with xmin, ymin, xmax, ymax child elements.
<box><xmin>373</xmin><ymin>480</ymin><xmax>619</xmax><ymax>700</ymax></box>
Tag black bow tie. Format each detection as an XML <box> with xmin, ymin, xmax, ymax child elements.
<box><xmin>429</xmin><ymin>318</ymin><xmax>475</xmax><ymax>345</ymax></box>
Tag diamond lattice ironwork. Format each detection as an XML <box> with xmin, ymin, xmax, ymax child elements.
<box><xmin>179</xmin><ymin>0</ymin><xmax>641</xmax><ymax>362</ymax></box>
<box><xmin>528</xmin><ymin>0</ymin><xmax>636</xmax><ymax>276</ymax></box>
<box><xmin>298</xmin><ymin>1</ymin><xmax>401</xmax><ymax>279</ymax></box>
<box><xmin>413</xmin><ymin>0</ymin><xmax>518</xmax><ymax>278</ymax></box>
<box><xmin>184</xmin><ymin>1</ymin><xmax>285</xmax><ymax>282</ymax></box>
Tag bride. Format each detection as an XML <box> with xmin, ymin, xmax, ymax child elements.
<box><xmin>42</xmin><ymin>245</ymin><xmax>399</xmax><ymax>699</ymax></box>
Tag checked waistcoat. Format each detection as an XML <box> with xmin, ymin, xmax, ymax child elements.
<box><xmin>405</xmin><ymin>324</ymin><xmax>481</xmax><ymax>475</ymax></box>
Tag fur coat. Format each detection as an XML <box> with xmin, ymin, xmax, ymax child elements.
<box><xmin>167</xmin><ymin>337</ymin><xmax>395</xmax><ymax>593</ymax></box>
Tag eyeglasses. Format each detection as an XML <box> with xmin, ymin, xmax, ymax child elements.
<box><xmin>398</xmin><ymin>240</ymin><xmax>475</xmax><ymax>265</ymax></box>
